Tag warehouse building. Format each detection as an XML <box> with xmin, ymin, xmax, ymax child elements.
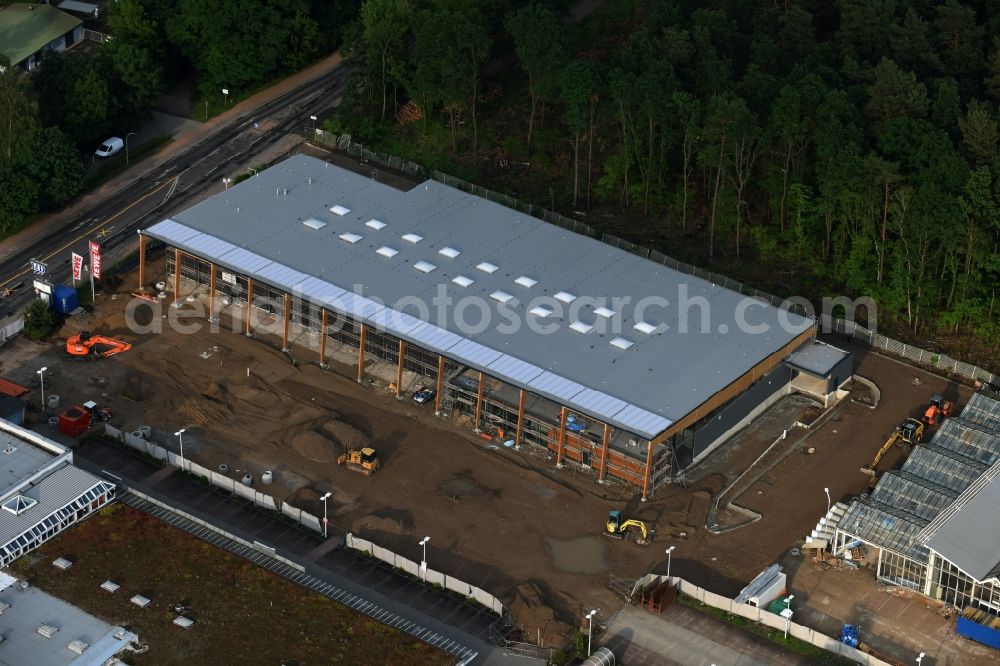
<box><xmin>139</xmin><ymin>155</ymin><xmax>824</xmax><ymax>497</ymax></box>
<box><xmin>0</xmin><ymin>419</ymin><xmax>116</xmax><ymax>568</ymax></box>
<box><xmin>835</xmin><ymin>391</ymin><xmax>1000</xmax><ymax>613</ymax></box>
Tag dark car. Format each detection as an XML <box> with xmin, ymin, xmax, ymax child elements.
<box><xmin>413</xmin><ymin>387</ymin><xmax>436</xmax><ymax>404</ymax></box>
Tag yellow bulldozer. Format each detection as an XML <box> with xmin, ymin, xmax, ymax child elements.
<box><xmin>337</xmin><ymin>447</ymin><xmax>380</xmax><ymax>476</ymax></box>
<box><xmin>604</xmin><ymin>510</ymin><xmax>651</xmax><ymax>545</ymax></box>
<box><xmin>861</xmin><ymin>418</ymin><xmax>924</xmax><ymax>476</ymax></box>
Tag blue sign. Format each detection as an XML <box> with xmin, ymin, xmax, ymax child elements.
<box><xmin>29</xmin><ymin>259</ymin><xmax>47</xmax><ymax>275</ymax></box>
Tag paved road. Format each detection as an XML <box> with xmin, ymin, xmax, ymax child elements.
<box><xmin>601</xmin><ymin>604</ymin><xmax>815</xmax><ymax>666</ymax></box>
<box><xmin>74</xmin><ymin>437</ymin><xmax>543</xmax><ymax>665</ymax></box>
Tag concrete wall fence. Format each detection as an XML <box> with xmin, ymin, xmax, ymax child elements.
<box><xmin>345</xmin><ymin>533</ymin><xmax>505</xmax><ymax>616</ymax></box>
<box><xmin>631</xmin><ymin>574</ymin><xmax>893</xmax><ymax>666</ymax></box>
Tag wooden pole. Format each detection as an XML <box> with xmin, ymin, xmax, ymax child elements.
<box><xmin>395</xmin><ymin>340</ymin><xmax>406</xmax><ymax>397</ymax></box>
<box><xmin>642</xmin><ymin>440</ymin><xmax>655</xmax><ymax>500</ymax></box>
<box><xmin>282</xmin><ymin>293</ymin><xmax>291</xmax><ymax>350</ymax></box>
<box><xmin>137</xmin><ymin>233</ymin><xmax>146</xmax><ymax>290</ymax></box>
<box><xmin>515</xmin><ymin>389</ymin><xmax>526</xmax><ymax>447</ymax></box>
<box><xmin>173</xmin><ymin>248</ymin><xmax>181</xmax><ymax>304</ymax></box>
<box><xmin>207</xmin><ymin>263</ymin><xmax>216</xmax><ymax>320</ymax></box>
<box><xmin>356</xmin><ymin>323</ymin><xmax>367</xmax><ymax>383</ymax></box>
<box><xmin>599</xmin><ymin>422</ymin><xmax>610</xmax><ymax>482</ymax></box>
<box><xmin>474</xmin><ymin>371</ymin><xmax>485</xmax><ymax>431</ymax></box>
<box><xmin>556</xmin><ymin>407</ymin><xmax>568</xmax><ymax>467</ymax></box>
<box><xmin>244</xmin><ymin>278</ymin><xmax>254</xmax><ymax>335</ymax></box>
<box><xmin>434</xmin><ymin>355</ymin><xmax>445</xmax><ymax>413</ymax></box>
<box><xmin>319</xmin><ymin>309</ymin><xmax>328</xmax><ymax>365</ymax></box>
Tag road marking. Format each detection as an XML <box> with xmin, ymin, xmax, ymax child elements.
<box><xmin>0</xmin><ymin>178</ymin><xmax>172</xmax><ymax>290</ymax></box>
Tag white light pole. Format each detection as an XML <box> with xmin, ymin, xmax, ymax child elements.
<box><xmin>310</xmin><ymin>114</ymin><xmax>317</xmax><ymax>131</ymax></box>
<box><xmin>222</xmin><ymin>177</ymin><xmax>232</xmax><ymax>190</ymax></box>
<box><xmin>321</xmin><ymin>492</ymin><xmax>331</xmax><ymax>538</ymax></box>
<box><xmin>665</xmin><ymin>545</ymin><xmax>676</xmax><ymax>582</ymax></box>
<box><xmin>585</xmin><ymin>609</ymin><xmax>598</xmax><ymax>656</ymax></box>
<box><xmin>916</xmin><ymin>652</ymin><xmax>925</xmax><ymax>665</ymax></box>
<box><xmin>780</xmin><ymin>606</ymin><xmax>794</xmax><ymax>639</ymax></box>
<box><xmin>125</xmin><ymin>131</ymin><xmax>137</xmax><ymax>165</ymax></box>
<box><xmin>222</xmin><ymin>88</ymin><xmax>229</xmax><ymax>107</ymax></box>
<box><xmin>37</xmin><ymin>367</ymin><xmax>47</xmax><ymax>409</ymax></box>
<box><xmin>785</xmin><ymin>594</ymin><xmax>794</xmax><ymax>610</ymax></box>
<box><xmin>419</xmin><ymin>536</ymin><xmax>430</xmax><ymax>579</ymax></box>
<box><xmin>174</xmin><ymin>429</ymin><xmax>186</xmax><ymax>471</ymax></box>
<box><xmin>824</xmin><ymin>487</ymin><xmax>831</xmax><ymax>515</ymax></box>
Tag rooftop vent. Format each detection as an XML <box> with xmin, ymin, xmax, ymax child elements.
<box><xmin>452</xmin><ymin>275</ymin><xmax>474</xmax><ymax>287</ymax></box>
<box><xmin>37</xmin><ymin>625</ymin><xmax>59</xmax><ymax>639</ymax></box>
<box><xmin>610</xmin><ymin>337</ymin><xmax>634</xmax><ymax>350</ymax></box>
<box><xmin>490</xmin><ymin>290</ymin><xmax>514</xmax><ymax>304</ymax></box>
<box><xmin>329</xmin><ymin>205</ymin><xmax>351</xmax><ymax>216</ymax></box>
<box><xmin>438</xmin><ymin>246</ymin><xmax>460</xmax><ymax>259</ymax></box>
<box><xmin>514</xmin><ymin>276</ymin><xmax>538</xmax><ymax>288</ymax></box>
<box><xmin>477</xmin><ymin>261</ymin><xmax>499</xmax><ymax>274</ymax></box>
<box><xmin>365</xmin><ymin>219</ymin><xmax>386</xmax><ymax>230</ymax></box>
<box><xmin>634</xmin><ymin>321</ymin><xmax>657</xmax><ymax>334</ymax></box>
<box><xmin>2</xmin><ymin>444</ymin><xmax>15</xmax><ymax>454</ymax></box>
<box><xmin>414</xmin><ymin>260</ymin><xmax>437</xmax><ymax>273</ymax></box>
<box><xmin>529</xmin><ymin>305</ymin><xmax>553</xmax><ymax>317</ymax></box>
<box><xmin>2</xmin><ymin>495</ymin><xmax>37</xmax><ymax>515</ymax></box>
<box><xmin>569</xmin><ymin>321</ymin><xmax>593</xmax><ymax>334</ymax></box>
<box><xmin>376</xmin><ymin>246</ymin><xmax>399</xmax><ymax>258</ymax></box>
<box><xmin>302</xmin><ymin>218</ymin><xmax>327</xmax><ymax>230</ymax></box>
<box><xmin>402</xmin><ymin>233</ymin><xmax>423</xmax><ymax>244</ymax></box>
<box><xmin>68</xmin><ymin>639</ymin><xmax>89</xmax><ymax>655</ymax></box>
<box><xmin>594</xmin><ymin>306</ymin><xmax>615</xmax><ymax>318</ymax></box>
<box><xmin>554</xmin><ymin>291</ymin><xmax>576</xmax><ymax>304</ymax></box>
<box><xmin>339</xmin><ymin>232</ymin><xmax>363</xmax><ymax>244</ymax></box>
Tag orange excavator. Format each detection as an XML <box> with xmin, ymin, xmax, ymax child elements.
<box><xmin>66</xmin><ymin>331</ymin><xmax>132</xmax><ymax>358</ymax></box>
<box><xmin>923</xmin><ymin>394</ymin><xmax>955</xmax><ymax>427</ymax></box>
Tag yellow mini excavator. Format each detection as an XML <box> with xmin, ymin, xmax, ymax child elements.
<box><xmin>337</xmin><ymin>447</ymin><xmax>380</xmax><ymax>476</ymax></box>
<box><xmin>605</xmin><ymin>510</ymin><xmax>650</xmax><ymax>545</ymax></box>
<box><xmin>861</xmin><ymin>418</ymin><xmax>924</xmax><ymax>476</ymax></box>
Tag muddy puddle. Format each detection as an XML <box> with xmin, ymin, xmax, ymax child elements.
<box><xmin>545</xmin><ymin>536</ymin><xmax>608</xmax><ymax>574</ymax></box>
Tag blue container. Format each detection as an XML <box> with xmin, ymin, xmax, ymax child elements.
<box><xmin>52</xmin><ymin>285</ymin><xmax>79</xmax><ymax>314</ymax></box>
<box><xmin>957</xmin><ymin>615</ymin><xmax>1000</xmax><ymax>650</ymax></box>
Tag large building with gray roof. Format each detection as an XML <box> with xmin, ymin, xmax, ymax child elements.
<box><xmin>139</xmin><ymin>155</ymin><xmax>837</xmax><ymax>496</ymax></box>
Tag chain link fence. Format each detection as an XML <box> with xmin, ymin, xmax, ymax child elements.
<box><xmin>313</xmin><ymin>134</ymin><xmax>998</xmax><ymax>387</ymax></box>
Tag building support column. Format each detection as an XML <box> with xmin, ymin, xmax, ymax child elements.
<box><xmin>172</xmin><ymin>248</ymin><xmax>182</xmax><ymax>306</ymax></box>
<box><xmin>556</xmin><ymin>407</ymin><xmax>568</xmax><ymax>468</ymax></box>
<box><xmin>474</xmin><ymin>371</ymin><xmax>485</xmax><ymax>432</ymax></box>
<box><xmin>207</xmin><ymin>263</ymin><xmax>216</xmax><ymax>321</ymax></box>
<box><xmin>281</xmin><ymin>293</ymin><xmax>291</xmax><ymax>351</ymax></box>
<box><xmin>641</xmin><ymin>440</ymin><xmax>654</xmax><ymax>501</ymax></box>
<box><xmin>515</xmin><ymin>389</ymin><xmax>526</xmax><ymax>448</ymax></box>
<box><xmin>319</xmin><ymin>309</ymin><xmax>328</xmax><ymax>367</ymax></box>
<box><xmin>356</xmin><ymin>323</ymin><xmax>368</xmax><ymax>383</ymax></box>
<box><xmin>434</xmin><ymin>355</ymin><xmax>445</xmax><ymax>414</ymax></box>
<box><xmin>244</xmin><ymin>279</ymin><xmax>254</xmax><ymax>335</ymax></box>
<box><xmin>395</xmin><ymin>340</ymin><xmax>406</xmax><ymax>397</ymax></box>
<box><xmin>599</xmin><ymin>422</ymin><xmax>610</xmax><ymax>482</ymax></box>
<box><xmin>137</xmin><ymin>233</ymin><xmax>147</xmax><ymax>290</ymax></box>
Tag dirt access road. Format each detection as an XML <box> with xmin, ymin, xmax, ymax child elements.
<box><xmin>0</xmin><ymin>266</ymin><xmax>975</xmax><ymax>650</ymax></box>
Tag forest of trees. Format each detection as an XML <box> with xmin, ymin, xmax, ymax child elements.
<box><xmin>341</xmin><ymin>0</ymin><xmax>1000</xmax><ymax>368</ymax></box>
<box><xmin>0</xmin><ymin>0</ymin><xmax>353</xmax><ymax>234</ymax></box>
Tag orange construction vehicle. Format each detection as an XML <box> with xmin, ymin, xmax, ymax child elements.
<box><xmin>66</xmin><ymin>331</ymin><xmax>132</xmax><ymax>358</ymax></box>
<box><xmin>923</xmin><ymin>394</ymin><xmax>955</xmax><ymax>426</ymax></box>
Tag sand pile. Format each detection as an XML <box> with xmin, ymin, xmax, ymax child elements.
<box><xmin>507</xmin><ymin>581</ymin><xmax>574</xmax><ymax>646</ymax></box>
<box><xmin>289</xmin><ymin>429</ymin><xmax>339</xmax><ymax>462</ymax></box>
<box><xmin>320</xmin><ymin>419</ymin><xmax>368</xmax><ymax>450</ymax></box>
<box><xmin>357</xmin><ymin>515</ymin><xmax>406</xmax><ymax>535</ymax></box>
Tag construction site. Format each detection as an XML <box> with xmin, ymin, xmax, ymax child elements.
<box><xmin>0</xmin><ymin>150</ymin><xmax>996</xmax><ymax>664</ymax></box>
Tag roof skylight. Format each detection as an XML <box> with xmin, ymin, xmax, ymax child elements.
<box><xmin>514</xmin><ymin>276</ymin><xmax>538</xmax><ymax>288</ymax></box>
<box><xmin>376</xmin><ymin>246</ymin><xmax>399</xmax><ymax>258</ymax></box>
<box><xmin>594</xmin><ymin>306</ymin><xmax>615</xmax><ymax>318</ymax></box>
<box><xmin>329</xmin><ymin>205</ymin><xmax>351</xmax><ymax>216</ymax></box>
<box><xmin>2</xmin><ymin>495</ymin><xmax>37</xmax><ymax>515</ymax></box>
<box><xmin>610</xmin><ymin>337</ymin><xmax>634</xmax><ymax>350</ymax></box>
<box><xmin>402</xmin><ymin>233</ymin><xmax>423</xmax><ymax>244</ymax></box>
<box><xmin>490</xmin><ymin>290</ymin><xmax>514</xmax><ymax>304</ymax></box>
<box><xmin>452</xmin><ymin>275</ymin><xmax>474</xmax><ymax>287</ymax></box>
<box><xmin>569</xmin><ymin>321</ymin><xmax>593</xmax><ymax>334</ymax></box>
<box><xmin>529</xmin><ymin>305</ymin><xmax>553</xmax><ymax>317</ymax></box>
<box><xmin>339</xmin><ymin>232</ymin><xmax>363</xmax><ymax>244</ymax></box>
<box><xmin>477</xmin><ymin>262</ymin><xmax>499</xmax><ymax>274</ymax></box>
<box><xmin>302</xmin><ymin>218</ymin><xmax>327</xmax><ymax>230</ymax></box>
<box><xmin>414</xmin><ymin>260</ymin><xmax>437</xmax><ymax>273</ymax></box>
<box><xmin>634</xmin><ymin>321</ymin><xmax>657</xmax><ymax>334</ymax></box>
<box><xmin>365</xmin><ymin>219</ymin><xmax>387</xmax><ymax>230</ymax></box>
<box><xmin>438</xmin><ymin>246</ymin><xmax>460</xmax><ymax>259</ymax></box>
<box><xmin>554</xmin><ymin>291</ymin><xmax>576</xmax><ymax>304</ymax></box>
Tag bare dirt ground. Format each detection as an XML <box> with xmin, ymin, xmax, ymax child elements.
<box><xmin>0</xmin><ymin>264</ymin><xmax>980</xmax><ymax>657</ymax></box>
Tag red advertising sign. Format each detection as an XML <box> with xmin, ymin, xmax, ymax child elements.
<box><xmin>89</xmin><ymin>241</ymin><xmax>102</xmax><ymax>281</ymax></box>
<box><xmin>71</xmin><ymin>252</ymin><xmax>83</xmax><ymax>281</ymax></box>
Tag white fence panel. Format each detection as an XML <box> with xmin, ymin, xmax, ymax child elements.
<box><xmin>759</xmin><ymin>611</ymin><xmax>786</xmax><ymax>631</ymax></box>
<box><xmin>789</xmin><ymin>623</ymin><xmax>814</xmax><ymax>642</ymax></box>
<box><xmin>300</xmin><ymin>512</ymin><xmax>320</xmax><ymax>531</ymax></box>
<box><xmin>471</xmin><ymin>587</ymin><xmax>501</xmax><ymax>613</ymax></box>
<box><xmin>211</xmin><ymin>472</ymin><xmax>236</xmax><ymax>492</ymax></box>
<box><xmin>372</xmin><ymin>545</ymin><xmax>396</xmax><ymax>567</ymax></box>
<box><xmin>398</xmin><ymin>558</ymin><xmax>420</xmax><ymax>577</ymax></box>
<box><xmin>281</xmin><ymin>504</ymin><xmax>302</xmax><ymax>521</ymax></box>
<box><xmin>187</xmin><ymin>461</ymin><xmax>212</xmax><ymax>480</ymax></box>
<box><xmin>233</xmin><ymin>483</ymin><xmax>255</xmax><ymax>501</ymax></box>
<box><xmin>254</xmin><ymin>493</ymin><xmax>277</xmax><ymax>510</ymax></box>
<box><xmin>424</xmin><ymin>569</ymin><xmax>445</xmax><ymax>586</ymax></box>
<box><xmin>444</xmin><ymin>576</ymin><xmax>471</xmax><ymax>596</ymax></box>
<box><xmin>731</xmin><ymin>603</ymin><xmax>759</xmax><ymax>622</ymax></box>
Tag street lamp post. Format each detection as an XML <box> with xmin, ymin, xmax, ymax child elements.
<box><xmin>665</xmin><ymin>545</ymin><xmax>676</xmax><ymax>582</ymax></box>
<box><xmin>781</xmin><ymin>607</ymin><xmax>794</xmax><ymax>639</ymax></box>
<box><xmin>824</xmin><ymin>487</ymin><xmax>831</xmax><ymax>515</ymax></box>
<box><xmin>419</xmin><ymin>536</ymin><xmax>430</xmax><ymax>579</ymax></box>
<box><xmin>222</xmin><ymin>177</ymin><xmax>232</xmax><ymax>190</ymax></box>
<box><xmin>585</xmin><ymin>609</ymin><xmax>598</xmax><ymax>656</ymax></box>
<box><xmin>321</xmin><ymin>492</ymin><xmax>331</xmax><ymax>538</ymax></box>
<box><xmin>174</xmin><ymin>429</ymin><xmax>186</xmax><ymax>471</ymax></box>
<box><xmin>37</xmin><ymin>367</ymin><xmax>47</xmax><ymax>410</ymax></box>
<box><xmin>785</xmin><ymin>594</ymin><xmax>794</xmax><ymax>610</ymax></box>
<box><xmin>310</xmin><ymin>115</ymin><xmax>317</xmax><ymax>131</ymax></box>
<box><xmin>916</xmin><ymin>652</ymin><xmax>925</xmax><ymax>665</ymax></box>
<box><xmin>125</xmin><ymin>132</ymin><xmax>137</xmax><ymax>165</ymax></box>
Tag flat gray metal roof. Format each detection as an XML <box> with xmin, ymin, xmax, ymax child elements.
<box><xmin>0</xmin><ymin>572</ymin><xmax>137</xmax><ymax>666</ymax></box>
<box><xmin>0</xmin><ymin>431</ymin><xmax>53</xmax><ymax>497</ymax></box>
<box><xmin>926</xmin><ymin>466</ymin><xmax>1000</xmax><ymax>582</ymax></box>
<box><xmin>144</xmin><ymin>155</ymin><xmax>814</xmax><ymax>439</ymax></box>
<box><xmin>786</xmin><ymin>341</ymin><xmax>849</xmax><ymax>377</ymax></box>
